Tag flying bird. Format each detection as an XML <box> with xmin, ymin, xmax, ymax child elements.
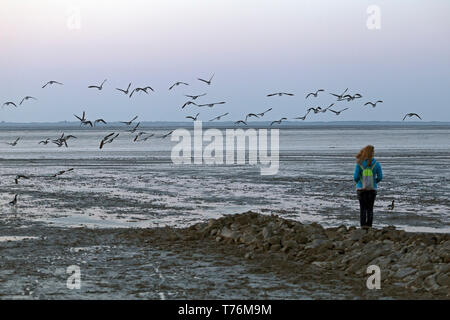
<box><xmin>14</xmin><ymin>175</ymin><xmax>30</xmax><ymax>185</ymax></box>
<box><xmin>19</xmin><ymin>96</ymin><xmax>37</xmax><ymax>105</ymax></box>
<box><xmin>39</xmin><ymin>138</ymin><xmax>50</xmax><ymax>145</ymax></box>
<box><xmin>6</xmin><ymin>138</ymin><xmax>20</xmax><ymax>146</ymax></box>
<box><xmin>3</xmin><ymin>101</ymin><xmax>17</xmax><ymax>108</ymax></box>
<box><xmin>120</xmin><ymin>116</ymin><xmax>138</xmax><ymax>125</ymax></box>
<box><xmin>402</xmin><ymin>113</ymin><xmax>422</xmax><ymax>121</ymax></box>
<box><xmin>245</xmin><ymin>113</ymin><xmax>259</xmax><ymax>121</ymax></box>
<box><xmin>129</xmin><ymin>87</ymin><xmax>149</xmax><ymax>98</ymax></box>
<box><xmin>329</xmin><ymin>107</ymin><xmax>349</xmax><ymax>115</ymax></box>
<box><xmin>161</xmin><ymin>130</ymin><xmax>174</xmax><ymax>139</ymax></box>
<box><xmin>293</xmin><ymin>111</ymin><xmax>309</xmax><ymax>120</ymax></box>
<box><xmin>307</xmin><ymin>106</ymin><xmax>322</xmax><ymax>114</ymax></box>
<box><xmin>169</xmin><ymin>82</ymin><xmax>189</xmax><ymax>90</ymax></box>
<box><xmin>364</xmin><ymin>100</ymin><xmax>383</xmax><ymax>107</ymax></box>
<box><xmin>185</xmin><ymin>94</ymin><xmax>206</xmax><ymax>100</ymax></box>
<box><xmin>330</xmin><ymin>88</ymin><xmax>348</xmax><ymax>100</ymax></box>
<box><xmin>305</xmin><ymin>89</ymin><xmax>324</xmax><ymax>99</ymax></box>
<box><xmin>94</xmin><ymin>119</ymin><xmax>107</xmax><ymax>126</ymax></box>
<box><xmin>234</xmin><ymin>120</ymin><xmax>248</xmax><ymax>126</ymax></box>
<box><xmin>341</xmin><ymin>93</ymin><xmax>362</xmax><ymax>101</ymax></box>
<box><xmin>116</xmin><ymin>83</ymin><xmax>132</xmax><ymax>95</ymax></box>
<box><xmin>270</xmin><ymin>118</ymin><xmax>287</xmax><ymax>126</ymax></box>
<box><xmin>319</xmin><ymin>103</ymin><xmax>335</xmax><ymax>113</ymax></box>
<box><xmin>88</xmin><ymin>79</ymin><xmax>107</xmax><ymax>90</ymax></box>
<box><xmin>267</xmin><ymin>92</ymin><xmax>294</xmax><ymax>97</ymax></box>
<box><xmin>197</xmin><ymin>73</ymin><xmax>214</xmax><ymax>85</ymax></box>
<box><xmin>209</xmin><ymin>112</ymin><xmax>229</xmax><ymax>121</ymax></box>
<box><xmin>182</xmin><ymin>101</ymin><xmax>197</xmax><ymax>109</ymax></box>
<box><xmin>186</xmin><ymin>113</ymin><xmax>200</xmax><ymax>121</ymax></box>
<box><xmin>256</xmin><ymin>108</ymin><xmax>272</xmax><ymax>117</ymax></box>
<box><xmin>126</xmin><ymin>122</ymin><xmax>140</xmax><ymax>133</ymax></box>
<box><xmin>100</xmin><ymin>133</ymin><xmax>119</xmax><ymax>149</ymax></box>
<box><xmin>52</xmin><ymin>168</ymin><xmax>74</xmax><ymax>177</ymax></box>
<box><xmin>9</xmin><ymin>194</ymin><xmax>18</xmax><ymax>206</ymax></box>
<box><xmin>42</xmin><ymin>81</ymin><xmax>63</xmax><ymax>88</ymax></box>
<box><xmin>197</xmin><ymin>102</ymin><xmax>226</xmax><ymax>108</ymax></box>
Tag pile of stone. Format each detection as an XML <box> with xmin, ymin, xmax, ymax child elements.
<box><xmin>179</xmin><ymin>211</ymin><xmax>449</xmax><ymax>296</ymax></box>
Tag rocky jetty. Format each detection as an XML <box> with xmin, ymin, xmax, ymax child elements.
<box><xmin>133</xmin><ymin>211</ymin><xmax>449</xmax><ymax>298</ymax></box>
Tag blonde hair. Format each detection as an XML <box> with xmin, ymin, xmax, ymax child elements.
<box><xmin>356</xmin><ymin>145</ymin><xmax>374</xmax><ymax>165</ymax></box>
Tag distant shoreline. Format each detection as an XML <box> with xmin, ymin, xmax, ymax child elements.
<box><xmin>1</xmin><ymin>121</ymin><xmax>449</xmax><ymax>130</ymax></box>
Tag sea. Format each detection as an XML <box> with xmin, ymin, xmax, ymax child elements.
<box><xmin>1</xmin><ymin>122</ymin><xmax>449</xmax><ymax>233</ymax></box>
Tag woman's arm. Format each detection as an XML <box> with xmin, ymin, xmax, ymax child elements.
<box><xmin>353</xmin><ymin>164</ymin><xmax>361</xmax><ymax>182</ymax></box>
<box><xmin>375</xmin><ymin>162</ymin><xmax>383</xmax><ymax>183</ymax></box>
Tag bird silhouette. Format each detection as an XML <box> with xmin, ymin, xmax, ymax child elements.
<box><xmin>3</xmin><ymin>101</ymin><xmax>17</xmax><ymax>108</ymax></box>
<box><xmin>197</xmin><ymin>102</ymin><xmax>226</xmax><ymax>108</ymax></box>
<box><xmin>387</xmin><ymin>200</ymin><xmax>395</xmax><ymax>210</ymax></box>
<box><xmin>186</xmin><ymin>113</ymin><xmax>200</xmax><ymax>121</ymax></box>
<box><xmin>270</xmin><ymin>118</ymin><xmax>287</xmax><ymax>126</ymax></box>
<box><xmin>209</xmin><ymin>112</ymin><xmax>229</xmax><ymax>121</ymax></box>
<box><xmin>198</xmin><ymin>73</ymin><xmax>214</xmax><ymax>85</ymax></box>
<box><xmin>88</xmin><ymin>79</ymin><xmax>107</xmax><ymax>90</ymax></box>
<box><xmin>116</xmin><ymin>83</ymin><xmax>132</xmax><ymax>95</ymax></box>
<box><xmin>305</xmin><ymin>89</ymin><xmax>324</xmax><ymax>99</ymax></box>
<box><xmin>402</xmin><ymin>113</ymin><xmax>422</xmax><ymax>121</ymax></box>
<box><xmin>9</xmin><ymin>194</ymin><xmax>18</xmax><ymax>206</ymax></box>
<box><xmin>329</xmin><ymin>107</ymin><xmax>349</xmax><ymax>115</ymax></box>
<box><xmin>42</xmin><ymin>81</ymin><xmax>63</xmax><ymax>88</ymax></box>
<box><xmin>267</xmin><ymin>92</ymin><xmax>294</xmax><ymax>97</ymax></box>
<box><xmin>257</xmin><ymin>108</ymin><xmax>273</xmax><ymax>117</ymax></box>
<box><xmin>364</xmin><ymin>100</ymin><xmax>383</xmax><ymax>108</ymax></box>
<box><xmin>6</xmin><ymin>138</ymin><xmax>20</xmax><ymax>146</ymax></box>
<box><xmin>185</xmin><ymin>93</ymin><xmax>206</xmax><ymax>100</ymax></box>
<box><xmin>15</xmin><ymin>175</ymin><xmax>30</xmax><ymax>185</ymax></box>
<box><xmin>169</xmin><ymin>82</ymin><xmax>189</xmax><ymax>90</ymax></box>
<box><xmin>19</xmin><ymin>96</ymin><xmax>37</xmax><ymax>105</ymax></box>
<box><xmin>120</xmin><ymin>116</ymin><xmax>138</xmax><ymax>125</ymax></box>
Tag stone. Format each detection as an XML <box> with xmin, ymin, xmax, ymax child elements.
<box><xmin>268</xmin><ymin>236</ymin><xmax>281</xmax><ymax>245</ymax></box>
<box><xmin>220</xmin><ymin>227</ymin><xmax>233</xmax><ymax>238</ymax></box>
<box><xmin>436</xmin><ymin>273</ymin><xmax>450</xmax><ymax>287</ymax></box>
<box><xmin>262</xmin><ymin>226</ymin><xmax>272</xmax><ymax>240</ymax></box>
<box><xmin>394</xmin><ymin>267</ymin><xmax>417</xmax><ymax>279</ymax></box>
<box><xmin>350</xmin><ymin>229</ymin><xmax>366</xmax><ymax>241</ymax></box>
<box><xmin>244</xmin><ymin>252</ymin><xmax>254</xmax><ymax>260</ymax></box>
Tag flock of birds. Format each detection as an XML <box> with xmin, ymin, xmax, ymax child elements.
<box><xmin>2</xmin><ymin>74</ymin><xmax>422</xmax><ymax>206</ymax></box>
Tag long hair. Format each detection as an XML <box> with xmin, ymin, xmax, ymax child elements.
<box><xmin>356</xmin><ymin>145</ymin><xmax>374</xmax><ymax>165</ymax></box>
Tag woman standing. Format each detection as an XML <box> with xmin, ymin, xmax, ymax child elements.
<box><xmin>354</xmin><ymin>145</ymin><xmax>383</xmax><ymax>227</ymax></box>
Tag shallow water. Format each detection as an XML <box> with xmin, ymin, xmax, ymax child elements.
<box><xmin>1</xmin><ymin>124</ymin><xmax>449</xmax><ymax>233</ymax></box>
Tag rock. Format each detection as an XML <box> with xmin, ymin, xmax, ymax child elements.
<box><xmin>267</xmin><ymin>236</ymin><xmax>281</xmax><ymax>245</ymax></box>
<box><xmin>244</xmin><ymin>252</ymin><xmax>254</xmax><ymax>260</ymax></box>
<box><xmin>295</xmin><ymin>234</ymin><xmax>309</xmax><ymax>244</ymax></box>
<box><xmin>220</xmin><ymin>227</ymin><xmax>233</xmax><ymax>238</ymax></box>
<box><xmin>282</xmin><ymin>239</ymin><xmax>298</xmax><ymax>250</ymax></box>
<box><xmin>305</xmin><ymin>239</ymin><xmax>332</xmax><ymax>250</ymax></box>
<box><xmin>262</xmin><ymin>226</ymin><xmax>272</xmax><ymax>240</ymax></box>
<box><xmin>270</xmin><ymin>244</ymin><xmax>281</xmax><ymax>252</ymax></box>
<box><xmin>208</xmin><ymin>219</ymin><xmax>215</xmax><ymax>227</ymax></box>
<box><xmin>349</xmin><ymin>229</ymin><xmax>366</xmax><ymax>241</ymax></box>
<box><xmin>394</xmin><ymin>267</ymin><xmax>417</xmax><ymax>279</ymax></box>
<box><xmin>436</xmin><ymin>273</ymin><xmax>450</xmax><ymax>287</ymax></box>
<box><xmin>337</xmin><ymin>225</ymin><xmax>347</xmax><ymax>233</ymax></box>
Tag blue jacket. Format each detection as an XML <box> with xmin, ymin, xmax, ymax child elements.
<box><xmin>354</xmin><ymin>158</ymin><xmax>382</xmax><ymax>189</ymax></box>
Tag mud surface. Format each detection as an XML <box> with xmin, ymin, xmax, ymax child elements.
<box><xmin>1</xmin><ymin>212</ymin><xmax>448</xmax><ymax>299</ymax></box>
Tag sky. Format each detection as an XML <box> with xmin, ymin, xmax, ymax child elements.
<box><xmin>0</xmin><ymin>0</ymin><xmax>449</xmax><ymax>122</ymax></box>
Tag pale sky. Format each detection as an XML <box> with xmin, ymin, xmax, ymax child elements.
<box><xmin>1</xmin><ymin>0</ymin><xmax>449</xmax><ymax>122</ymax></box>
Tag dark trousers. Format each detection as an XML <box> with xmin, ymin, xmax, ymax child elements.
<box><xmin>357</xmin><ymin>190</ymin><xmax>377</xmax><ymax>227</ymax></box>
